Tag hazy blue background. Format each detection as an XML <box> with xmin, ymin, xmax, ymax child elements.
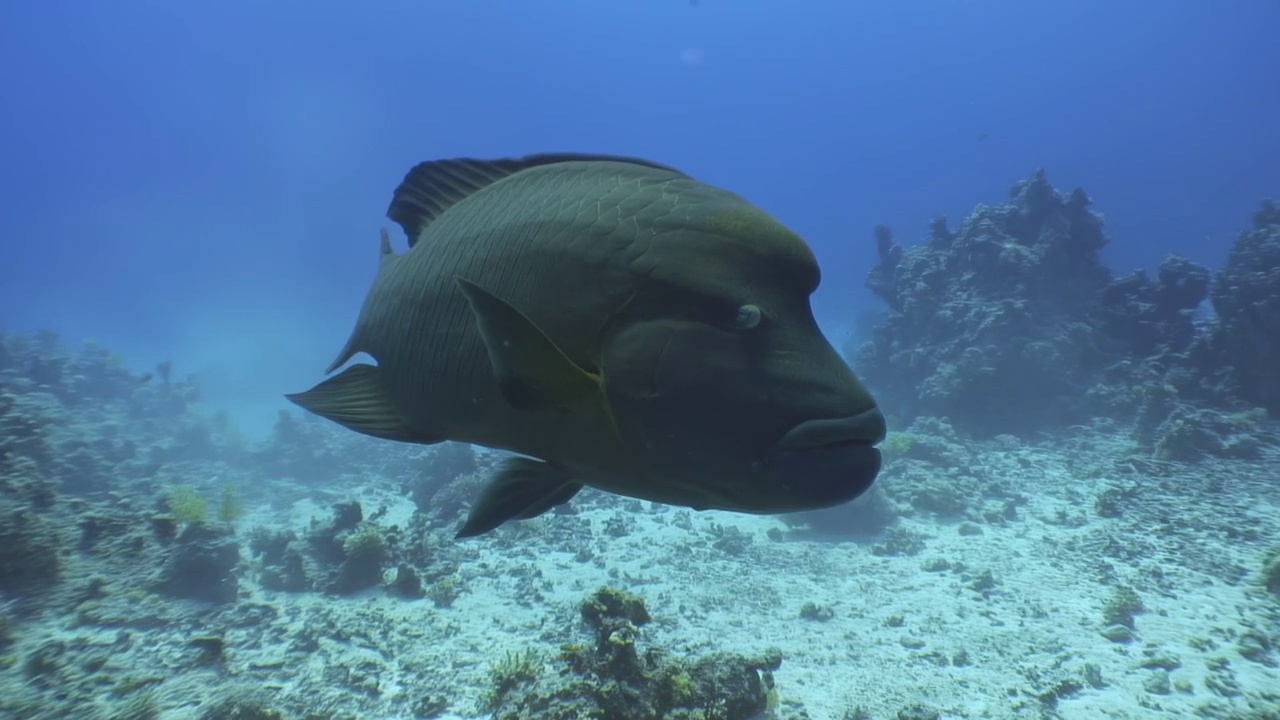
<box><xmin>1</xmin><ymin>0</ymin><xmax>1276</xmax><ymax>435</ymax></box>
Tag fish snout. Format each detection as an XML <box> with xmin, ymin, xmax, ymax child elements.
<box><xmin>775</xmin><ymin>406</ymin><xmax>887</xmax><ymax>452</ymax></box>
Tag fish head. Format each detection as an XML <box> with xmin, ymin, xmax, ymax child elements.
<box><xmin>601</xmin><ymin>202</ymin><xmax>885</xmax><ymax>513</ymax></box>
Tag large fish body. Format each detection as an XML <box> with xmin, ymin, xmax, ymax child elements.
<box><xmin>288</xmin><ymin>153</ymin><xmax>886</xmax><ymax>537</ymax></box>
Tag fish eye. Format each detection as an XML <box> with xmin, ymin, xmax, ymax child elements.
<box><xmin>733</xmin><ymin>304</ymin><xmax>762</xmax><ymax>331</ymax></box>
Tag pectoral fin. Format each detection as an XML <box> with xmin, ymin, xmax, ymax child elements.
<box><xmin>454</xmin><ymin>277</ymin><xmax>604</xmax><ymax>414</ymax></box>
<box><xmin>285</xmin><ymin>364</ymin><xmax>437</xmax><ymax>443</ymax></box>
<box><xmin>456</xmin><ymin>457</ymin><xmax>583</xmax><ymax>538</ymax></box>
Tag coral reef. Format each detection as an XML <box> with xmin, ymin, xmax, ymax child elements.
<box><xmin>1206</xmin><ymin>200</ymin><xmax>1280</xmax><ymax>415</ymax></box>
<box><xmin>780</xmin><ymin>415</ymin><xmax>1041</xmax><ymax>538</ymax></box>
<box><xmin>0</xmin><ymin>506</ymin><xmax>62</xmax><ymax>599</ymax></box>
<box><xmin>152</xmin><ymin>523</ymin><xmax>241</xmax><ymax>604</ymax></box>
<box><xmin>407</xmin><ymin>441</ymin><xmax>478</xmax><ymax>519</ymax></box>
<box><xmin>854</xmin><ymin>172</ymin><xmax>1279</xmax><ymax>460</ymax></box>
<box><xmin>856</xmin><ymin>170</ymin><xmax>1118</xmax><ymax>434</ymax></box>
<box><xmin>0</xmin><ymin>332</ymin><xmax>248</xmax><ymax>500</ymax></box>
<box><xmin>252</xmin><ymin>405</ymin><xmax>444</xmax><ymax>491</ymax></box>
<box><xmin>252</xmin><ymin>409</ymin><xmax>361</xmax><ymax>484</ymax></box>
<box><xmin>251</xmin><ymin>500</ymin><xmax>392</xmax><ymax>595</ymax></box>
<box><xmin>487</xmin><ymin>587</ymin><xmax>788</xmax><ymax>720</ymax></box>
<box><xmin>0</xmin><ymin>328</ymin><xmax>484</xmax><ymax>608</ymax></box>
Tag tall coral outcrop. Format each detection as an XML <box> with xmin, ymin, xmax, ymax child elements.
<box><xmin>853</xmin><ymin>170</ymin><xmax>1233</xmax><ymax>441</ymax></box>
<box><xmin>857</xmin><ymin>171</ymin><xmax>1126</xmax><ymax>433</ymax></box>
<box><xmin>1207</xmin><ymin>200</ymin><xmax>1280</xmax><ymax>415</ymax></box>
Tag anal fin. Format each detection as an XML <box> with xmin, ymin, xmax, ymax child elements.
<box><xmin>455</xmin><ymin>457</ymin><xmax>583</xmax><ymax>538</ymax></box>
<box><xmin>285</xmin><ymin>364</ymin><xmax>436</xmax><ymax>444</ymax></box>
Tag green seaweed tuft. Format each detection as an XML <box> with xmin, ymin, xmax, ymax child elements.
<box><xmin>1262</xmin><ymin>546</ymin><xmax>1280</xmax><ymax>595</ymax></box>
<box><xmin>882</xmin><ymin>431</ymin><xmax>917</xmax><ymax>455</ymax></box>
<box><xmin>484</xmin><ymin>648</ymin><xmax>544</xmax><ymax>711</ymax></box>
<box><xmin>217</xmin><ymin>485</ymin><xmax>244</xmax><ymax>524</ymax></box>
<box><xmin>166</xmin><ymin>485</ymin><xmax>208</xmax><ymax>526</ymax></box>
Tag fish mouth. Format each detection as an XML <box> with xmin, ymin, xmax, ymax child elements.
<box><xmin>764</xmin><ymin>407</ymin><xmax>886</xmax><ymax>509</ymax></box>
<box><xmin>775</xmin><ymin>407</ymin><xmax>887</xmax><ymax>452</ymax></box>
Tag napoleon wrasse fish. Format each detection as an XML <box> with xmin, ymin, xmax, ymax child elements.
<box><xmin>287</xmin><ymin>153</ymin><xmax>886</xmax><ymax>537</ymax></box>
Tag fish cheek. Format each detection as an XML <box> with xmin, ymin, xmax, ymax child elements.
<box><xmin>605</xmin><ymin>320</ymin><xmax>746</xmax><ymax>396</ymax></box>
<box><xmin>602</xmin><ymin>319</ymin><xmax>755</xmax><ymax>451</ymax></box>
<box><xmin>653</xmin><ymin>325</ymin><xmax>750</xmax><ymax>396</ymax></box>
<box><xmin>601</xmin><ymin>320</ymin><xmax>678</xmax><ymax>402</ymax></box>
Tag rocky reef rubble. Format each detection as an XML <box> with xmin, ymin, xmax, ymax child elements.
<box><xmin>487</xmin><ymin>587</ymin><xmax>793</xmax><ymax>720</ymax></box>
<box><xmin>853</xmin><ymin>170</ymin><xmax>1280</xmax><ymax>460</ymax></box>
<box><xmin>0</xmin><ymin>327</ymin><xmax>489</xmax><ymax>595</ymax></box>
<box><xmin>251</xmin><ymin>498</ymin><xmax>428</xmax><ymax>598</ymax></box>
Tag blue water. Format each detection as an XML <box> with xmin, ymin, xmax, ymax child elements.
<box><xmin>1</xmin><ymin>0</ymin><xmax>1277</xmax><ymax>432</ymax></box>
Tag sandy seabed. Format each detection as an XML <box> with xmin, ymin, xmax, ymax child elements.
<box><xmin>3</xmin><ymin>431</ymin><xmax>1278</xmax><ymax>720</ymax></box>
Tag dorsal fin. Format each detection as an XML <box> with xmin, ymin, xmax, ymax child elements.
<box><xmin>378</xmin><ymin>227</ymin><xmax>397</xmax><ymax>267</ymax></box>
<box><xmin>386</xmin><ymin>153</ymin><xmax>688</xmax><ymax>247</ymax></box>
<box><xmin>322</xmin><ymin>229</ymin><xmax>401</xmax><ymax>376</ymax></box>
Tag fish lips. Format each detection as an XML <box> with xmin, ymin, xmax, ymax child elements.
<box><xmin>767</xmin><ymin>407</ymin><xmax>887</xmax><ymax>507</ymax></box>
<box><xmin>775</xmin><ymin>408</ymin><xmax>887</xmax><ymax>451</ymax></box>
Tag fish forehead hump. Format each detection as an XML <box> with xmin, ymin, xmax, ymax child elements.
<box><xmin>637</xmin><ymin>198</ymin><xmax>823</xmax><ymax>298</ymax></box>
<box><xmin>491</xmin><ymin>162</ymin><xmax>822</xmax><ymax>297</ymax></box>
